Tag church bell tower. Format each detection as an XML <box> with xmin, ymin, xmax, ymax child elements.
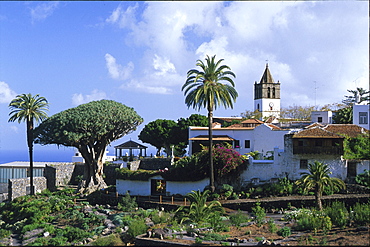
<box><xmin>254</xmin><ymin>63</ymin><xmax>281</xmax><ymax>120</ymax></box>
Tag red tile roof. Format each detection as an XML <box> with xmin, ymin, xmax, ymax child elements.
<box><xmin>293</xmin><ymin>127</ymin><xmax>344</xmax><ymax>139</ymax></box>
<box><xmin>323</xmin><ymin>124</ymin><xmax>369</xmax><ymax>138</ymax></box>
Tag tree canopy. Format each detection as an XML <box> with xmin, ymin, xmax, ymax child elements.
<box><xmin>138</xmin><ymin>119</ymin><xmax>178</xmax><ymax>157</ymax></box>
<box><xmin>342</xmin><ymin>87</ymin><xmax>370</xmax><ymax>106</ymax></box>
<box><xmin>34</xmin><ymin>100</ymin><xmax>143</xmax><ymax>194</ymax></box>
<box><xmin>332</xmin><ymin>107</ymin><xmax>353</xmax><ymax>124</ymax></box>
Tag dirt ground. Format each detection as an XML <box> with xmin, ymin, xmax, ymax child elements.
<box><xmin>150</xmin><ymin>223</ymin><xmax>370</xmax><ymax>246</ymax></box>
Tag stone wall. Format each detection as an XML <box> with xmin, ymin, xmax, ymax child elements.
<box><xmin>45</xmin><ymin>163</ymin><xmax>78</xmax><ymax>191</ymax></box>
<box><xmin>8</xmin><ymin>177</ymin><xmax>47</xmax><ymax>201</ymax></box>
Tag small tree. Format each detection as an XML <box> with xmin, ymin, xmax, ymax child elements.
<box><xmin>332</xmin><ymin>107</ymin><xmax>353</xmax><ymax>124</ymax></box>
<box><xmin>34</xmin><ymin>100</ymin><xmax>143</xmax><ymax>194</ymax></box>
<box><xmin>295</xmin><ymin>161</ymin><xmax>346</xmax><ymax>210</ymax></box>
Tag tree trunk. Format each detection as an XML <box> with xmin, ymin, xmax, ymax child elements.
<box><xmin>27</xmin><ymin>120</ymin><xmax>35</xmax><ymax>195</ymax></box>
<box><xmin>208</xmin><ymin>110</ymin><xmax>215</xmax><ymax>193</ymax></box>
<box><xmin>315</xmin><ymin>186</ymin><xmax>323</xmax><ymax>211</ymax></box>
<box><xmin>77</xmin><ymin>147</ymin><xmax>108</xmax><ymax>195</ymax></box>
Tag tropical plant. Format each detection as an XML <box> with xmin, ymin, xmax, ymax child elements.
<box><xmin>252</xmin><ymin>202</ymin><xmax>266</xmax><ymax>227</ymax></box>
<box><xmin>34</xmin><ymin>100</ymin><xmax>143</xmax><ymax>194</ymax></box>
<box><xmin>325</xmin><ymin>201</ymin><xmax>348</xmax><ymax>229</ymax></box>
<box><xmin>8</xmin><ymin>93</ymin><xmax>49</xmax><ymax>195</ymax></box>
<box><xmin>182</xmin><ymin>55</ymin><xmax>238</xmax><ymax>192</ymax></box>
<box><xmin>295</xmin><ymin>161</ymin><xmax>346</xmax><ymax>210</ymax></box>
<box><xmin>175</xmin><ymin>190</ymin><xmax>224</xmax><ymax>224</ymax></box>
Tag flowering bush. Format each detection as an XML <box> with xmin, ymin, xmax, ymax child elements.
<box><xmin>198</xmin><ymin>144</ymin><xmax>247</xmax><ymax>177</ymax></box>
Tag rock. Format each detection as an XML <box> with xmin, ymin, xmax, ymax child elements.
<box><xmin>43</xmin><ymin>232</ymin><xmax>50</xmax><ymax>237</ymax></box>
<box><xmin>257</xmin><ymin>240</ymin><xmax>271</xmax><ymax>245</ymax></box>
<box><xmin>153</xmin><ymin>228</ymin><xmax>166</xmax><ymax>240</ymax></box>
<box><xmin>356</xmin><ymin>226</ymin><xmax>369</xmax><ymax>232</ymax></box>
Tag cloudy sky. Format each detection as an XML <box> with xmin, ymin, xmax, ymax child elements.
<box><xmin>0</xmin><ymin>1</ymin><xmax>368</xmax><ymax>159</ymax></box>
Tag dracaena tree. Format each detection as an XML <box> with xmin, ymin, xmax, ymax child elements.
<box><xmin>182</xmin><ymin>55</ymin><xmax>238</xmax><ymax>192</ymax></box>
<box><xmin>34</xmin><ymin>100</ymin><xmax>143</xmax><ymax>194</ymax></box>
<box><xmin>8</xmin><ymin>93</ymin><xmax>49</xmax><ymax>195</ymax></box>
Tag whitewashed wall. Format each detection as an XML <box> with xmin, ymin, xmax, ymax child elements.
<box><xmin>166</xmin><ymin>178</ymin><xmax>209</xmax><ymax>195</ymax></box>
<box><xmin>356</xmin><ymin>160</ymin><xmax>370</xmax><ymax>175</ymax></box>
<box><xmin>253</xmin><ymin>124</ymin><xmax>290</xmax><ymax>156</ymax></box>
<box><xmin>116</xmin><ymin>175</ymin><xmax>209</xmax><ymax>196</ymax></box>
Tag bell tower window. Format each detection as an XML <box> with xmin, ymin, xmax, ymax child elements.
<box><xmin>267</xmin><ymin>87</ymin><xmax>271</xmax><ymax>98</ymax></box>
<box><xmin>272</xmin><ymin>88</ymin><xmax>275</xmax><ymax>98</ymax></box>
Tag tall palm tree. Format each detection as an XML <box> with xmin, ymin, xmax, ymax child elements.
<box><xmin>295</xmin><ymin>161</ymin><xmax>346</xmax><ymax>210</ymax></box>
<box><xmin>8</xmin><ymin>93</ymin><xmax>49</xmax><ymax>195</ymax></box>
<box><xmin>182</xmin><ymin>55</ymin><xmax>237</xmax><ymax>192</ymax></box>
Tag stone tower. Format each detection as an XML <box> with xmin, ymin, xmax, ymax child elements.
<box><xmin>254</xmin><ymin>63</ymin><xmax>281</xmax><ymax>120</ymax></box>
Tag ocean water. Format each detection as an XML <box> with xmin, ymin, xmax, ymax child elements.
<box><xmin>0</xmin><ymin>148</ymin><xmax>75</xmax><ymax>164</ymax></box>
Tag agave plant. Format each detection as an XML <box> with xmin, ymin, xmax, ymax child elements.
<box><xmin>175</xmin><ymin>190</ymin><xmax>224</xmax><ymax>224</ymax></box>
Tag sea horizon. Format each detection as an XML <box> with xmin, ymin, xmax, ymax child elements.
<box><xmin>0</xmin><ymin>148</ymin><xmax>75</xmax><ymax>164</ymax></box>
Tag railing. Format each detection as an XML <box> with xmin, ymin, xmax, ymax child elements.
<box><xmin>136</xmin><ymin>194</ymin><xmax>189</xmax><ymax>206</ymax></box>
<box><xmin>293</xmin><ymin>146</ymin><xmax>343</xmax><ymax>155</ymax></box>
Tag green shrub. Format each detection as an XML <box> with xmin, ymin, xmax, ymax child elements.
<box><xmin>63</xmin><ymin>226</ymin><xmax>91</xmax><ymax>243</ymax></box>
<box><xmin>0</xmin><ymin>229</ymin><xmax>11</xmax><ymax>238</ymax></box>
<box><xmin>91</xmin><ymin>234</ymin><xmax>124</xmax><ymax>246</ymax></box>
<box><xmin>350</xmin><ymin>203</ymin><xmax>370</xmax><ymax>226</ymax></box>
<box><xmin>229</xmin><ymin>209</ymin><xmax>249</xmax><ymax>229</ymax></box>
<box><xmin>201</xmin><ymin>232</ymin><xmax>230</xmax><ymax>241</ymax></box>
<box><xmin>127</xmin><ymin>219</ymin><xmax>148</xmax><ymax>239</ymax></box>
<box><xmin>325</xmin><ymin>201</ymin><xmax>348</xmax><ymax>228</ymax></box>
<box><xmin>252</xmin><ymin>202</ymin><xmax>266</xmax><ymax>227</ymax></box>
<box><xmin>295</xmin><ymin>210</ymin><xmax>332</xmax><ymax>231</ymax></box>
<box><xmin>117</xmin><ymin>192</ymin><xmax>138</xmax><ymax>212</ymax></box>
<box><xmin>355</xmin><ymin>170</ymin><xmax>370</xmax><ymax>188</ymax></box>
<box><xmin>267</xmin><ymin>218</ymin><xmax>278</xmax><ymax>233</ymax></box>
<box><xmin>278</xmin><ymin>226</ymin><xmax>291</xmax><ymax>238</ymax></box>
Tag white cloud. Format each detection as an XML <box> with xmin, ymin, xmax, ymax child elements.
<box><xmin>153</xmin><ymin>55</ymin><xmax>176</xmax><ymax>76</ymax></box>
<box><xmin>0</xmin><ymin>81</ymin><xmax>17</xmax><ymax>104</ymax></box>
<box><xmin>105</xmin><ymin>53</ymin><xmax>134</xmax><ymax>81</ymax></box>
<box><xmin>106</xmin><ymin>4</ymin><xmax>138</xmax><ymax>29</ymax></box>
<box><xmin>29</xmin><ymin>2</ymin><xmax>59</xmax><ymax>23</ymax></box>
<box><xmin>104</xmin><ymin>1</ymin><xmax>368</xmax><ymax>108</ymax></box>
<box><xmin>71</xmin><ymin>89</ymin><xmax>107</xmax><ymax>106</ymax></box>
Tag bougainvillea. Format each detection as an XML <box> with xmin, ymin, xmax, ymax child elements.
<box><xmin>198</xmin><ymin>144</ymin><xmax>247</xmax><ymax>177</ymax></box>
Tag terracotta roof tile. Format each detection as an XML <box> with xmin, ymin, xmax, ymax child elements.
<box><xmin>241</xmin><ymin>119</ymin><xmax>264</xmax><ymax>124</ymax></box>
<box><xmin>323</xmin><ymin>124</ymin><xmax>369</xmax><ymax>138</ymax></box>
<box><xmin>266</xmin><ymin>123</ymin><xmax>282</xmax><ymax>130</ymax></box>
<box><xmin>293</xmin><ymin>127</ymin><xmax>344</xmax><ymax>138</ymax></box>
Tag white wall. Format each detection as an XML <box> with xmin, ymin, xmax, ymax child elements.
<box><xmin>116</xmin><ymin>176</ymin><xmax>209</xmax><ymax>196</ymax></box>
<box><xmin>311</xmin><ymin>111</ymin><xmax>332</xmax><ymax>124</ymax></box>
<box><xmin>253</xmin><ymin>124</ymin><xmax>289</xmax><ymax>156</ymax></box>
<box><xmin>116</xmin><ymin>179</ymin><xmax>151</xmax><ymax>196</ymax></box>
<box><xmin>166</xmin><ymin>179</ymin><xmax>209</xmax><ymax>195</ymax></box>
<box><xmin>353</xmin><ymin>104</ymin><xmax>370</xmax><ymax>130</ymax></box>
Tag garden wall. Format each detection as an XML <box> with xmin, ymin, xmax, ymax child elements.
<box><xmin>8</xmin><ymin>177</ymin><xmax>47</xmax><ymax>201</ymax></box>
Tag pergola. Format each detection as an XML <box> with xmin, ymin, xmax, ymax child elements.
<box><xmin>114</xmin><ymin>140</ymin><xmax>148</xmax><ymax>158</ymax></box>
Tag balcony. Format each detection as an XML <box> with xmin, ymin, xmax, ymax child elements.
<box><xmin>293</xmin><ymin>146</ymin><xmax>343</xmax><ymax>155</ymax></box>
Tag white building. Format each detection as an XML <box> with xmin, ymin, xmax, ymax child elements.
<box><xmin>353</xmin><ymin>104</ymin><xmax>370</xmax><ymax>130</ymax></box>
<box><xmin>311</xmin><ymin>111</ymin><xmax>333</xmax><ymax>124</ymax></box>
<box><xmin>188</xmin><ymin>121</ymin><xmax>290</xmax><ymax>157</ymax></box>
<box><xmin>72</xmin><ymin>148</ymin><xmax>116</xmax><ymax>163</ymax></box>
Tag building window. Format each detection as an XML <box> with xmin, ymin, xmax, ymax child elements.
<box><xmin>245</xmin><ymin>140</ymin><xmax>251</xmax><ymax>148</ymax></box>
<box><xmin>267</xmin><ymin>87</ymin><xmax>271</xmax><ymax>98</ymax></box>
<box><xmin>257</xmin><ymin>104</ymin><xmax>260</xmax><ymax>111</ymax></box>
<box><xmin>300</xmin><ymin>159</ymin><xmax>308</xmax><ymax>169</ymax></box>
<box><xmin>318</xmin><ymin>117</ymin><xmax>323</xmax><ymax>123</ymax></box>
<box><xmin>234</xmin><ymin>140</ymin><xmax>240</xmax><ymax>148</ymax></box>
<box><xmin>359</xmin><ymin>112</ymin><xmax>368</xmax><ymax>124</ymax></box>
<box><xmin>272</xmin><ymin>87</ymin><xmax>276</xmax><ymax>98</ymax></box>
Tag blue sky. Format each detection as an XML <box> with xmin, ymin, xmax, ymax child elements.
<box><xmin>0</xmin><ymin>1</ymin><xmax>368</xmax><ymax>160</ymax></box>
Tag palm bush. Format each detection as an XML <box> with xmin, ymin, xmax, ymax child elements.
<box><xmin>295</xmin><ymin>161</ymin><xmax>345</xmax><ymax>210</ymax></box>
<box><xmin>175</xmin><ymin>190</ymin><xmax>224</xmax><ymax>224</ymax></box>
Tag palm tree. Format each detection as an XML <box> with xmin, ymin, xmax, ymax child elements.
<box><xmin>295</xmin><ymin>161</ymin><xmax>346</xmax><ymax>210</ymax></box>
<box><xmin>182</xmin><ymin>55</ymin><xmax>237</xmax><ymax>192</ymax></box>
<box><xmin>8</xmin><ymin>93</ymin><xmax>49</xmax><ymax>195</ymax></box>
